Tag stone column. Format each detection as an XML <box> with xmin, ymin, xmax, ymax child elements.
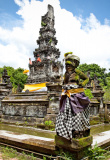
<box><xmin>104</xmin><ymin>103</ymin><xmax>109</xmax><ymax>123</ymax></box>
<box><xmin>45</xmin><ymin>83</ymin><xmax>62</xmax><ymax>124</ymax></box>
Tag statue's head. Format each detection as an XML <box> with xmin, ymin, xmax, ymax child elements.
<box><xmin>64</xmin><ymin>52</ymin><xmax>80</xmax><ymax>71</ymax></box>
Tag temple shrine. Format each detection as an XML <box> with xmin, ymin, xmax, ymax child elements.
<box><xmin>27</xmin><ymin>5</ymin><xmax>63</xmax><ymax>84</ymax></box>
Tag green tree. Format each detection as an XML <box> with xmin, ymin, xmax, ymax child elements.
<box><xmin>78</xmin><ymin>63</ymin><xmax>110</xmax><ymax>102</ymax></box>
<box><xmin>0</xmin><ymin>66</ymin><xmax>28</xmax><ymax>89</ymax></box>
<box><xmin>78</xmin><ymin>63</ymin><xmax>107</xmax><ymax>86</ymax></box>
<box><xmin>84</xmin><ymin>89</ymin><xmax>93</xmax><ymax>99</ymax></box>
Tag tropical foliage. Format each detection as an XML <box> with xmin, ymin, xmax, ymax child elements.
<box><xmin>78</xmin><ymin>63</ymin><xmax>108</xmax><ymax>86</ymax></box>
<box><xmin>78</xmin><ymin>63</ymin><xmax>110</xmax><ymax>101</ymax></box>
<box><xmin>0</xmin><ymin>66</ymin><xmax>28</xmax><ymax>89</ymax></box>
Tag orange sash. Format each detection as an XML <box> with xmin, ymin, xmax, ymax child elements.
<box><xmin>62</xmin><ymin>88</ymin><xmax>84</xmax><ymax>97</ymax></box>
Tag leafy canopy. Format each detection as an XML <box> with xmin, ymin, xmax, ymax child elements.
<box><xmin>78</xmin><ymin>63</ymin><xmax>110</xmax><ymax>102</ymax></box>
<box><xmin>78</xmin><ymin>63</ymin><xmax>107</xmax><ymax>86</ymax></box>
<box><xmin>0</xmin><ymin>66</ymin><xmax>28</xmax><ymax>89</ymax></box>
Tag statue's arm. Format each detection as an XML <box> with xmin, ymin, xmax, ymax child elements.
<box><xmin>75</xmin><ymin>69</ymin><xmax>89</xmax><ymax>87</ymax></box>
<box><xmin>63</xmin><ymin>72</ymin><xmax>69</xmax><ymax>84</ymax></box>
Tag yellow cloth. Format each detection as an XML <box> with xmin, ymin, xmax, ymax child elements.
<box><xmin>23</xmin><ymin>70</ymin><xmax>29</xmax><ymax>74</ymax></box>
<box><xmin>23</xmin><ymin>82</ymin><xmax>47</xmax><ymax>92</ymax></box>
<box><xmin>62</xmin><ymin>88</ymin><xmax>84</xmax><ymax>97</ymax></box>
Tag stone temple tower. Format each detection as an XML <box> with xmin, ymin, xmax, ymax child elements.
<box><xmin>27</xmin><ymin>5</ymin><xmax>63</xmax><ymax>84</ymax></box>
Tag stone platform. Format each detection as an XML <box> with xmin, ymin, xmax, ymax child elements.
<box><xmin>1</xmin><ymin>91</ymin><xmax>49</xmax><ymax>124</ymax></box>
<box><xmin>0</xmin><ymin>130</ymin><xmax>56</xmax><ymax>155</ymax></box>
<box><xmin>0</xmin><ymin>129</ymin><xmax>110</xmax><ymax>157</ymax></box>
<box><xmin>92</xmin><ymin>130</ymin><xmax>110</xmax><ymax>148</ymax></box>
<box><xmin>1</xmin><ymin>83</ymin><xmax>62</xmax><ymax>125</ymax></box>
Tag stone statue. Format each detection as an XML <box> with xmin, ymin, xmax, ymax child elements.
<box><xmin>56</xmin><ymin>52</ymin><xmax>90</xmax><ymax>139</ymax></box>
<box><xmin>93</xmin><ymin>74</ymin><xmax>101</xmax><ymax>90</ymax></box>
<box><xmin>87</xmin><ymin>71</ymin><xmax>91</xmax><ymax>85</ymax></box>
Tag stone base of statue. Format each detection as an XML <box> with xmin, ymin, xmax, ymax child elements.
<box><xmin>55</xmin><ymin>135</ymin><xmax>93</xmax><ymax>160</ymax></box>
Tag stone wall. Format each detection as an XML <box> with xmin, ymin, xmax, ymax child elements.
<box><xmin>0</xmin><ymin>84</ymin><xmax>108</xmax><ymax>126</ymax></box>
<box><xmin>1</xmin><ymin>92</ymin><xmax>49</xmax><ymax>124</ymax></box>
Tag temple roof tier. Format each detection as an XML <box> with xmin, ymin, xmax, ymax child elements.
<box><xmin>35</xmin><ymin>46</ymin><xmax>59</xmax><ymax>52</ymax></box>
<box><xmin>39</xmin><ymin>27</ymin><xmax>56</xmax><ymax>35</ymax></box>
<box><xmin>37</xmin><ymin>36</ymin><xmax>58</xmax><ymax>45</ymax></box>
<box><xmin>33</xmin><ymin>47</ymin><xmax>60</xmax><ymax>58</ymax></box>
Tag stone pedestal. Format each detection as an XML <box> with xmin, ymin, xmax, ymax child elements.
<box><xmin>90</xmin><ymin>76</ymin><xmax>105</xmax><ymax>124</ymax></box>
<box><xmin>104</xmin><ymin>103</ymin><xmax>109</xmax><ymax>123</ymax></box>
<box><xmin>55</xmin><ymin>135</ymin><xmax>93</xmax><ymax>160</ymax></box>
<box><xmin>45</xmin><ymin>83</ymin><xmax>62</xmax><ymax>124</ymax></box>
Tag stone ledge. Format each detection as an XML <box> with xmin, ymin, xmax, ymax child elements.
<box><xmin>2</xmin><ymin>99</ymin><xmax>49</xmax><ymax>102</ymax></box>
<box><xmin>0</xmin><ymin>130</ymin><xmax>56</xmax><ymax>155</ymax></box>
<box><xmin>55</xmin><ymin>135</ymin><xmax>93</xmax><ymax>151</ymax></box>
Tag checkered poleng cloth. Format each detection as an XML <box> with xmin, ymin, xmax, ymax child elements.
<box><xmin>56</xmin><ymin>97</ymin><xmax>90</xmax><ymax>140</ymax></box>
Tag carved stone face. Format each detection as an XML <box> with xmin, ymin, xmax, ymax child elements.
<box><xmin>66</xmin><ymin>64</ymin><xmax>74</xmax><ymax>72</ymax></box>
<box><xmin>65</xmin><ymin>59</ymin><xmax>79</xmax><ymax>72</ymax></box>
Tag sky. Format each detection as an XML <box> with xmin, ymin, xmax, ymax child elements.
<box><xmin>0</xmin><ymin>0</ymin><xmax>110</xmax><ymax>72</ymax></box>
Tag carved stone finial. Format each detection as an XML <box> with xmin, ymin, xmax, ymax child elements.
<box><xmin>25</xmin><ymin>89</ymin><xmax>29</xmax><ymax>93</ymax></box>
<box><xmin>47</xmin><ymin>4</ymin><xmax>54</xmax><ymax>19</ymax></box>
<box><xmin>86</xmin><ymin>71</ymin><xmax>93</xmax><ymax>90</ymax></box>
<box><xmin>17</xmin><ymin>83</ymin><xmax>22</xmax><ymax>93</ymax></box>
<box><xmin>93</xmin><ymin>74</ymin><xmax>102</xmax><ymax>90</ymax></box>
<box><xmin>2</xmin><ymin>68</ymin><xmax>10</xmax><ymax>83</ymax></box>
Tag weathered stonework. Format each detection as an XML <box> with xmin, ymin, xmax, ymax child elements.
<box><xmin>0</xmin><ymin>69</ymin><xmax>12</xmax><ymax>117</ymax></box>
<box><xmin>55</xmin><ymin>135</ymin><xmax>93</xmax><ymax>160</ymax></box>
<box><xmin>87</xmin><ymin>74</ymin><xmax>105</xmax><ymax>125</ymax></box>
<box><xmin>44</xmin><ymin>83</ymin><xmax>62</xmax><ymax>123</ymax></box>
<box><xmin>1</xmin><ymin>92</ymin><xmax>49</xmax><ymax>124</ymax></box>
<box><xmin>27</xmin><ymin>5</ymin><xmax>63</xmax><ymax>84</ymax></box>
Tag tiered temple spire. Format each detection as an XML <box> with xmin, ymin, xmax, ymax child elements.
<box><xmin>27</xmin><ymin>4</ymin><xmax>63</xmax><ymax>84</ymax></box>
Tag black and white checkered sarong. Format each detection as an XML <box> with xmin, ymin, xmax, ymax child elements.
<box><xmin>56</xmin><ymin>97</ymin><xmax>90</xmax><ymax>140</ymax></box>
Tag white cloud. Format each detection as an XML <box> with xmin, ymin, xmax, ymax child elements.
<box><xmin>104</xmin><ymin>18</ymin><xmax>110</xmax><ymax>26</ymax></box>
<box><xmin>0</xmin><ymin>0</ymin><xmax>110</xmax><ymax>72</ymax></box>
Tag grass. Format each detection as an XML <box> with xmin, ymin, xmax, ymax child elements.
<box><xmin>0</xmin><ymin>145</ymin><xmax>110</xmax><ymax>160</ymax></box>
<box><xmin>0</xmin><ymin>146</ymin><xmax>37</xmax><ymax>160</ymax></box>
<box><xmin>85</xmin><ymin>144</ymin><xmax>110</xmax><ymax>160</ymax></box>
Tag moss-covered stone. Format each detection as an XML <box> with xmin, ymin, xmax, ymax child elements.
<box><xmin>55</xmin><ymin>135</ymin><xmax>65</xmax><ymax>145</ymax></box>
<box><xmin>65</xmin><ymin>60</ymin><xmax>73</xmax><ymax>65</ymax></box>
<box><xmin>15</xmin><ymin>96</ymin><xmax>23</xmax><ymax>99</ymax></box>
<box><xmin>64</xmin><ymin>52</ymin><xmax>73</xmax><ymax>57</ymax></box>
<box><xmin>55</xmin><ymin>135</ymin><xmax>93</xmax><ymax>160</ymax></box>
<box><xmin>75</xmin><ymin>136</ymin><xmax>93</xmax><ymax>148</ymax></box>
<box><xmin>90</xmin><ymin>116</ymin><xmax>102</xmax><ymax>125</ymax></box>
<box><xmin>90</xmin><ymin>120</ymin><xmax>101</xmax><ymax>125</ymax></box>
<box><xmin>41</xmin><ymin>21</ymin><xmax>47</xmax><ymax>26</ymax></box>
<box><xmin>75</xmin><ymin>68</ymin><xmax>89</xmax><ymax>87</ymax></box>
<box><xmin>55</xmin><ymin>135</ymin><xmax>93</xmax><ymax>151</ymax></box>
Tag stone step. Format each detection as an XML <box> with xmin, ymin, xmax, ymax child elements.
<box><xmin>12</xmin><ymin>91</ymin><xmax>48</xmax><ymax>96</ymax></box>
<box><xmin>0</xmin><ymin>130</ymin><xmax>56</xmax><ymax>155</ymax></box>
<box><xmin>2</xmin><ymin>99</ymin><xmax>49</xmax><ymax>102</ymax></box>
<box><xmin>3</xmin><ymin>95</ymin><xmax>48</xmax><ymax>101</ymax></box>
<box><xmin>2</xmin><ymin>94</ymin><xmax>49</xmax><ymax>102</ymax></box>
<box><xmin>92</xmin><ymin>130</ymin><xmax>110</xmax><ymax>148</ymax></box>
